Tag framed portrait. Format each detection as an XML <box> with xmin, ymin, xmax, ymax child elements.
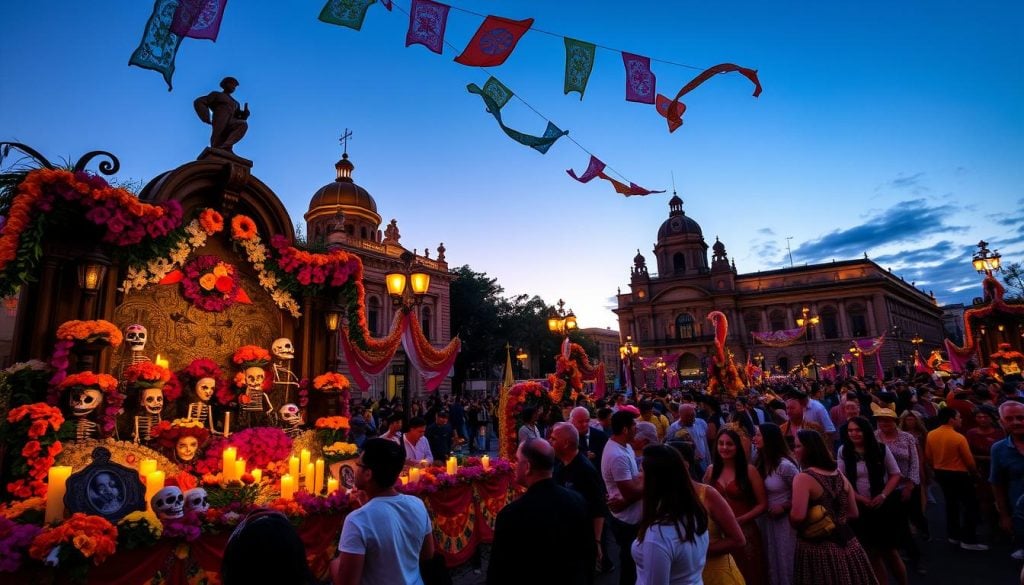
<box><xmin>65</xmin><ymin>447</ymin><xmax>146</xmax><ymax>522</ymax></box>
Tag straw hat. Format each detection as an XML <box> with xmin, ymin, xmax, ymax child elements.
<box><xmin>870</xmin><ymin>402</ymin><xmax>898</xmax><ymax>420</ymax></box>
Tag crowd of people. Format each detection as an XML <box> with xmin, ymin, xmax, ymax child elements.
<box><xmin>217</xmin><ymin>373</ymin><xmax>1024</xmax><ymax>585</ymax></box>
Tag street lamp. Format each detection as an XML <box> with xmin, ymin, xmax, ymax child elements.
<box><xmin>385</xmin><ymin>251</ymin><xmax>431</xmax><ymax>420</ymax></box>
<box><xmin>849</xmin><ymin>343</ymin><xmax>863</xmax><ymax>378</ymax></box>
<box><xmin>972</xmin><ymin>240</ymin><xmax>1002</xmax><ymax>276</ymax></box>
<box><xmin>324</xmin><ymin>308</ymin><xmax>341</xmax><ymax>371</ymax></box>
<box><xmin>911</xmin><ymin>333</ymin><xmax>923</xmax><ymax>366</ymax></box>
<box><xmin>547</xmin><ymin>299</ymin><xmax>578</xmax><ymax>337</ymax></box>
<box><xmin>890</xmin><ymin>325</ymin><xmax>905</xmax><ymax>377</ymax></box>
<box><xmin>76</xmin><ymin>248</ymin><xmax>110</xmax><ymax>319</ymax></box>
<box><xmin>619</xmin><ymin>335</ymin><xmax>639</xmax><ymax>395</ymax></box>
<box><xmin>795</xmin><ymin>306</ymin><xmax>820</xmax><ymax>365</ymax></box>
<box><xmin>515</xmin><ymin>347</ymin><xmax>528</xmax><ymax>378</ymax></box>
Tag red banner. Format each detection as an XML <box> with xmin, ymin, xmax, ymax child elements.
<box><xmin>426</xmin><ymin>483</ymin><xmax>479</xmax><ymax>568</ymax></box>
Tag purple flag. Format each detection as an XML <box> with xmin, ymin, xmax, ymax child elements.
<box><xmin>622</xmin><ymin>52</ymin><xmax>656</xmax><ymax>104</ymax></box>
<box><xmin>170</xmin><ymin>0</ymin><xmax>228</xmax><ymax>41</ymax></box>
<box><xmin>567</xmin><ymin>155</ymin><xmax>606</xmax><ymax>183</ymax></box>
<box><xmin>406</xmin><ymin>0</ymin><xmax>450</xmax><ymax>55</ymax></box>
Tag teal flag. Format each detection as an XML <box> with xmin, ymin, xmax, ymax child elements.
<box><xmin>319</xmin><ymin>0</ymin><xmax>376</xmax><ymax>30</ymax></box>
<box><xmin>129</xmin><ymin>0</ymin><xmax>184</xmax><ymax>90</ymax></box>
<box><xmin>481</xmin><ymin>77</ymin><xmax>513</xmax><ymax>110</ymax></box>
<box><xmin>468</xmin><ymin>79</ymin><xmax>568</xmax><ymax>153</ymax></box>
<box><xmin>563</xmin><ymin>38</ymin><xmax>596</xmax><ymax>99</ymax></box>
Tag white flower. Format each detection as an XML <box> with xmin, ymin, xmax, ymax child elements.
<box><xmin>258</xmin><ymin>272</ymin><xmax>279</xmax><ymax>289</ymax></box>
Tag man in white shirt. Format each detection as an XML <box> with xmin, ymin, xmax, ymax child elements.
<box><xmin>403</xmin><ymin>417</ymin><xmax>433</xmax><ymax>466</ymax></box>
<box><xmin>380</xmin><ymin>413</ymin><xmax>403</xmax><ymax>445</ymax></box>
<box><xmin>332</xmin><ymin>439</ymin><xmax>434</xmax><ymax>585</ymax></box>
<box><xmin>791</xmin><ymin>387</ymin><xmax>837</xmax><ymax>441</ymax></box>
<box><xmin>602</xmin><ymin>410</ymin><xmax>643</xmax><ymax>585</ymax></box>
<box><xmin>666</xmin><ymin>404</ymin><xmax>709</xmax><ymax>476</ymax></box>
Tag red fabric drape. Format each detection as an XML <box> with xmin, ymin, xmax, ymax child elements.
<box><xmin>473</xmin><ymin>474</ymin><xmax>512</xmax><ymax>543</ymax></box>
<box><xmin>425</xmin><ymin>483</ymin><xmax>478</xmax><ymax>568</ymax></box>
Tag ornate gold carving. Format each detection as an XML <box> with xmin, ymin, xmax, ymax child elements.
<box><xmin>56</xmin><ymin>438</ymin><xmax>181</xmax><ymax>476</ymax></box>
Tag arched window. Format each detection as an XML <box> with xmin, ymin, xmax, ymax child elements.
<box><xmin>769</xmin><ymin>310</ymin><xmax>786</xmax><ymax>332</ymax></box>
<box><xmin>847</xmin><ymin>304</ymin><xmax>868</xmax><ymax>337</ymax></box>
<box><xmin>420</xmin><ymin>306</ymin><xmax>432</xmax><ymax>341</ymax></box>
<box><xmin>367</xmin><ymin>296</ymin><xmax>380</xmax><ymax>336</ymax></box>
<box><xmin>676</xmin><ymin>313</ymin><xmax>695</xmax><ymax>339</ymax></box>
<box><xmin>360</xmin><ymin>227</ymin><xmax>368</xmax><ymax>240</ymax></box>
<box><xmin>673</xmin><ymin>252</ymin><xmax>686</xmax><ymax>274</ymax></box>
<box><xmin>743</xmin><ymin>312</ymin><xmax>761</xmax><ymax>336</ymax></box>
<box><xmin>820</xmin><ymin>306</ymin><xmax>840</xmax><ymax>339</ymax></box>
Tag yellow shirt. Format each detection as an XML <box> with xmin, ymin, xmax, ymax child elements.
<box><xmin>640</xmin><ymin>413</ymin><xmax>670</xmax><ymax>441</ymax></box>
<box><xmin>925</xmin><ymin>424</ymin><xmax>975</xmax><ymax>473</ymax></box>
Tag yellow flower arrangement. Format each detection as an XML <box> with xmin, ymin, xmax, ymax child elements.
<box><xmin>322</xmin><ymin>442</ymin><xmax>358</xmax><ymax>457</ymax></box>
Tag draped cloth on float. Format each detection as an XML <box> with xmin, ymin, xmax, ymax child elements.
<box><xmin>341</xmin><ymin>312</ymin><xmax>460</xmax><ymax>392</ymax></box>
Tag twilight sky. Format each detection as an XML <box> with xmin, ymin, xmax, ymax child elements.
<box><xmin>1</xmin><ymin>1</ymin><xmax>1021</xmax><ymax>331</ymax></box>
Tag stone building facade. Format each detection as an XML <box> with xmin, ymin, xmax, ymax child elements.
<box><xmin>615</xmin><ymin>195</ymin><xmax>945</xmax><ymax>378</ymax></box>
<box><xmin>579</xmin><ymin>327</ymin><xmax>622</xmax><ymax>385</ymax></box>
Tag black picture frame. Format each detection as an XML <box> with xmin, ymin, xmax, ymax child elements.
<box><xmin>64</xmin><ymin>447</ymin><xmax>146</xmax><ymax>522</ymax></box>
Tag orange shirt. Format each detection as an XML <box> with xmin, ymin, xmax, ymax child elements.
<box><xmin>925</xmin><ymin>424</ymin><xmax>976</xmax><ymax>473</ymax></box>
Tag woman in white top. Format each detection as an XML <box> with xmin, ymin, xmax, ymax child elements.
<box><xmin>631</xmin><ymin>443</ymin><xmax>710</xmax><ymax>585</ymax></box>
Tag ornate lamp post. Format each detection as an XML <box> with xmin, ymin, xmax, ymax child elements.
<box><xmin>911</xmin><ymin>333</ymin><xmax>924</xmax><ymax>367</ymax></box>
<box><xmin>619</xmin><ymin>335</ymin><xmax>640</xmax><ymax>395</ymax></box>
<box><xmin>547</xmin><ymin>298</ymin><xmax>578</xmax><ymax>339</ymax></box>
<box><xmin>796</xmin><ymin>305</ymin><xmax>820</xmax><ymax>367</ymax></box>
<box><xmin>385</xmin><ymin>251</ymin><xmax>431</xmax><ymax>421</ymax></box>
<box><xmin>515</xmin><ymin>347</ymin><xmax>529</xmax><ymax>379</ymax></box>
<box><xmin>972</xmin><ymin>240</ymin><xmax>1002</xmax><ymax>277</ymax></box>
<box><xmin>324</xmin><ymin>308</ymin><xmax>341</xmax><ymax>371</ymax></box>
<box><xmin>76</xmin><ymin>248</ymin><xmax>110</xmax><ymax>319</ymax></box>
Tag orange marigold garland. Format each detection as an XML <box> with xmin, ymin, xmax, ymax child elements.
<box><xmin>29</xmin><ymin>512</ymin><xmax>118</xmax><ymax>567</ymax></box>
<box><xmin>54</xmin><ymin>320</ymin><xmax>123</xmax><ymax>348</ymax></box>
<box><xmin>198</xmin><ymin>208</ymin><xmax>224</xmax><ymax>235</ymax></box>
<box><xmin>312</xmin><ymin>372</ymin><xmax>351</xmax><ymax>392</ymax></box>
<box><xmin>230</xmin><ymin>214</ymin><xmax>258</xmax><ymax>241</ymax></box>
<box><xmin>5</xmin><ymin>403</ymin><xmax>65</xmax><ymax>499</ymax></box>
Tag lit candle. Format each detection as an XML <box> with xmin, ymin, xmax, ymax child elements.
<box><xmin>289</xmin><ymin>456</ymin><xmax>300</xmax><ymax>481</ymax></box>
<box><xmin>144</xmin><ymin>471</ymin><xmax>165</xmax><ymax>513</ymax></box>
<box><xmin>300</xmin><ymin>449</ymin><xmax>311</xmax><ymax>473</ymax></box>
<box><xmin>327</xmin><ymin>477</ymin><xmax>339</xmax><ymax>495</ymax></box>
<box><xmin>223</xmin><ymin>412</ymin><xmax>231</xmax><ymax>437</ymax></box>
<box><xmin>235</xmin><ymin>459</ymin><xmax>246</xmax><ymax>481</ymax></box>
<box><xmin>138</xmin><ymin>459</ymin><xmax>158</xmax><ymax>478</ymax></box>
<box><xmin>251</xmin><ymin>469</ymin><xmax>262</xmax><ymax>484</ymax></box>
<box><xmin>281</xmin><ymin>474</ymin><xmax>294</xmax><ymax>500</ymax></box>
<box><xmin>314</xmin><ymin>459</ymin><xmax>325</xmax><ymax>494</ymax></box>
<box><xmin>481</xmin><ymin>455</ymin><xmax>490</xmax><ymax>471</ymax></box>
<box><xmin>409</xmin><ymin>467</ymin><xmax>421</xmax><ymax>483</ymax></box>
<box><xmin>222</xmin><ymin>447</ymin><xmax>237</xmax><ymax>482</ymax></box>
<box><xmin>446</xmin><ymin>456</ymin><xmax>457</xmax><ymax>476</ymax></box>
<box><xmin>154</xmin><ymin>354</ymin><xmax>170</xmax><ymax>369</ymax></box>
<box><xmin>44</xmin><ymin>466</ymin><xmax>72</xmax><ymax>524</ymax></box>
<box><xmin>304</xmin><ymin>463</ymin><xmax>315</xmax><ymax>492</ymax></box>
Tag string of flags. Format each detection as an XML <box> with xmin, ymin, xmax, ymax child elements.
<box><xmin>128</xmin><ymin>0</ymin><xmax>761</xmax><ymax>197</ymax></box>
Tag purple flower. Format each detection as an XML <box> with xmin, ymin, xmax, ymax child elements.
<box><xmin>0</xmin><ymin>517</ymin><xmax>41</xmax><ymax>572</ymax></box>
<box><xmin>85</xmin><ymin>206</ymin><xmax>112</xmax><ymax>224</ymax></box>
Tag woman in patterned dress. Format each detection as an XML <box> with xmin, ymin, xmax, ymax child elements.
<box><xmin>875</xmin><ymin>406</ymin><xmax>926</xmax><ymax>575</ymax></box>
<box><xmin>754</xmin><ymin>423</ymin><xmax>798</xmax><ymax>585</ymax></box>
<box><xmin>790</xmin><ymin>429</ymin><xmax>877</xmax><ymax>585</ymax></box>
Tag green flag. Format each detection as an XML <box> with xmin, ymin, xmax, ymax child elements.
<box><xmin>468</xmin><ymin>78</ymin><xmax>568</xmax><ymax>153</ymax></box>
<box><xmin>319</xmin><ymin>0</ymin><xmax>376</xmax><ymax>30</ymax></box>
<box><xmin>563</xmin><ymin>38</ymin><xmax>596</xmax><ymax>99</ymax></box>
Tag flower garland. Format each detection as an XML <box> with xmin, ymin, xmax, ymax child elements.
<box><xmin>230</xmin><ymin>217</ymin><xmax>302</xmax><ymax>318</ymax></box>
<box><xmin>57</xmin><ymin>372</ymin><xmax>123</xmax><ymax>436</ymax></box>
<box><xmin>313</xmin><ymin>372</ymin><xmax>350</xmax><ymax>392</ymax></box>
<box><xmin>198</xmin><ymin>209</ymin><xmax>224</xmax><ymax>236</ymax></box>
<box><xmin>230</xmin><ymin>215</ymin><xmax>257</xmax><ymax>241</ymax></box>
<box><xmin>4</xmin><ymin>403</ymin><xmax>64</xmax><ymax>499</ymax></box>
<box><xmin>0</xmin><ymin>517</ymin><xmax>41</xmax><ymax>573</ymax></box>
<box><xmin>55</xmin><ymin>320</ymin><xmax>124</xmax><ymax>348</ymax></box>
<box><xmin>0</xmin><ymin>168</ymin><xmax>183</xmax><ymax>299</ymax></box>
<box><xmin>396</xmin><ymin>457</ymin><xmax>515</xmax><ymax>497</ymax></box>
<box><xmin>501</xmin><ymin>381</ymin><xmax>552</xmax><ymax>460</ymax></box>
<box><xmin>121</xmin><ymin>217</ymin><xmax>210</xmax><ymax>293</ymax></box>
<box><xmin>178</xmin><ymin>255</ymin><xmax>250</xmax><ymax>312</ymax></box>
<box><xmin>29</xmin><ymin>512</ymin><xmax>118</xmax><ymax>566</ymax></box>
<box><xmin>123</xmin><ymin>362</ymin><xmax>171</xmax><ymax>390</ymax></box>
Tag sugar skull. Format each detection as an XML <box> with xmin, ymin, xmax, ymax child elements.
<box><xmin>125</xmin><ymin>324</ymin><xmax>147</xmax><ymax>352</ymax></box>
<box><xmin>195</xmin><ymin>377</ymin><xmax>216</xmax><ymax>403</ymax></box>
<box><xmin>272</xmin><ymin>338</ymin><xmax>294</xmax><ymax>360</ymax></box>
<box><xmin>152</xmin><ymin>486</ymin><xmax>184</xmax><ymax>520</ymax></box>
<box><xmin>71</xmin><ymin>388</ymin><xmax>104</xmax><ymax>418</ymax></box>
<box><xmin>279</xmin><ymin>403</ymin><xmax>302</xmax><ymax>426</ymax></box>
<box><xmin>244</xmin><ymin>366</ymin><xmax>265</xmax><ymax>393</ymax></box>
<box><xmin>141</xmin><ymin>387</ymin><xmax>164</xmax><ymax>415</ymax></box>
<box><xmin>184</xmin><ymin>487</ymin><xmax>209</xmax><ymax>514</ymax></box>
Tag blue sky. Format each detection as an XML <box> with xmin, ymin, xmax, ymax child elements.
<box><xmin>2</xmin><ymin>1</ymin><xmax>1022</xmax><ymax>330</ymax></box>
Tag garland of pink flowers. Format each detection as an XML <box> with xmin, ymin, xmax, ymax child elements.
<box><xmin>401</xmin><ymin>312</ymin><xmax>461</xmax><ymax>392</ymax></box>
<box><xmin>168</xmin><ymin>255</ymin><xmax>251</xmax><ymax>312</ymax></box>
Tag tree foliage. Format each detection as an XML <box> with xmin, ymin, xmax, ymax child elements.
<box><xmin>1003</xmin><ymin>261</ymin><xmax>1024</xmax><ymax>300</ymax></box>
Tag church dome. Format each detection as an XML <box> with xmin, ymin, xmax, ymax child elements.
<box><xmin>306</xmin><ymin>153</ymin><xmax>378</xmax><ymax>216</ymax></box>
<box><xmin>657</xmin><ymin>193</ymin><xmax>702</xmax><ymax>239</ymax></box>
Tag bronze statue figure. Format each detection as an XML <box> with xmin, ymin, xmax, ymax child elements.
<box><xmin>194</xmin><ymin>77</ymin><xmax>250</xmax><ymax>151</ymax></box>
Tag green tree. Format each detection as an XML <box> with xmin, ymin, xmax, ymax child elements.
<box><xmin>1003</xmin><ymin>261</ymin><xmax>1024</xmax><ymax>300</ymax></box>
<box><xmin>448</xmin><ymin>266</ymin><xmax>503</xmax><ymax>394</ymax></box>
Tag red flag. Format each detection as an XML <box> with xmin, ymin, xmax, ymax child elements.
<box><xmin>655</xmin><ymin>94</ymin><xmax>686</xmax><ymax>132</ymax></box>
<box><xmin>660</xmin><ymin>63</ymin><xmax>761</xmax><ymax>132</ymax></box>
<box><xmin>454</xmin><ymin>15</ymin><xmax>533</xmax><ymax>67</ymax></box>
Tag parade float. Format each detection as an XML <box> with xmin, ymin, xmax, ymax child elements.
<box><xmin>0</xmin><ymin>141</ymin><xmax>512</xmax><ymax>583</ymax></box>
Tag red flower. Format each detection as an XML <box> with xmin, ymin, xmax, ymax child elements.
<box><xmin>215</xmin><ymin>276</ymin><xmax>233</xmax><ymax>293</ymax></box>
<box><xmin>21</xmin><ymin>441</ymin><xmax>42</xmax><ymax>458</ymax></box>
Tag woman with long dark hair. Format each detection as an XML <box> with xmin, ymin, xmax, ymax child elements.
<box><xmin>753</xmin><ymin>423</ymin><xmax>798</xmax><ymax>585</ymax></box>
<box><xmin>790</xmin><ymin>430</ymin><xmax>875</xmax><ymax>585</ymax></box>
<box><xmin>705</xmin><ymin>428</ymin><xmax>768</xmax><ymax>585</ymax></box>
<box><xmin>838</xmin><ymin>416</ymin><xmax>906</xmax><ymax>585</ymax></box>
<box><xmin>632</xmin><ymin>444</ymin><xmax>710</xmax><ymax>584</ymax></box>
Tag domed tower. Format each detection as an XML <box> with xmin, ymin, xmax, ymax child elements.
<box><xmin>304</xmin><ymin>151</ymin><xmax>382</xmax><ymax>245</ymax></box>
<box><xmin>710</xmin><ymin>236</ymin><xmax>736</xmax><ymax>291</ymax></box>
<box><xmin>653</xmin><ymin>194</ymin><xmax>708</xmax><ymax>277</ymax></box>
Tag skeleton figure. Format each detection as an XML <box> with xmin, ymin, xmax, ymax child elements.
<box><xmin>151</xmin><ymin>486</ymin><xmax>184</xmax><ymax>521</ymax></box>
<box><xmin>133</xmin><ymin>387</ymin><xmax>163</xmax><ymax>444</ymax></box>
<box><xmin>184</xmin><ymin>487</ymin><xmax>209</xmax><ymax>514</ymax></box>
<box><xmin>279</xmin><ymin>403</ymin><xmax>303</xmax><ymax>439</ymax></box>
<box><xmin>70</xmin><ymin>388</ymin><xmax>103</xmax><ymax>441</ymax></box>
<box><xmin>186</xmin><ymin>377</ymin><xmax>219</xmax><ymax>434</ymax></box>
<box><xmin>271</xmin><ymin>337</ymin><xmax>299</xmax><ymax>404</ymax></box>
<box><xmin>124</xmin><ymin>324</ymin><xmax>150</xmax><ymax>365</ymax></box>
<box><xmin>240</xmin><ymin>366</ymin><xmax>275</xmax><ymax>427</ymax></box>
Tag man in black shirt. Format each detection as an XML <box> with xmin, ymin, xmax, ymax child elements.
<box><xmin>425</xmin><ymin>410</ymin><xmax>454</xmax><ymax>461</ymax></box>
<box><xmin>551</xmin><ymin>422</ymin><xmax>607</xmax><ymax>577</ymax></box>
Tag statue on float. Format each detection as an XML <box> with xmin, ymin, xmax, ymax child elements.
<box><xmin>232</xmin><ymin>345</ymin><xmax>275</xmax><ymax>428</ymax></box>
<box><xmin>706</xmin><ymin>311</ymin><xmax>745</xmax><ymax>397</ymax></box>
<box><xmin>271</xmin><ymin>337</ymin><xmax>300</xmax><ymax>404</ymax></box>
<box><xmin>990</xmin><ymin>342</ymin><xmax>1024</xmax><ymax>382</ymax></box>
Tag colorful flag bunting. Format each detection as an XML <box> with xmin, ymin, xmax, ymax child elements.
<box><xmin>405</xmin><ymin>0</ymin><xmax>450</xmax><ymax>54</ymax></box>
<box><xmin>659</xmin><ymin>63</ymin><xmax>762</xmax><ymax>132</ymax></box>
<box><xmin>170</xmin><ymin>0</ymin><xmax>228</xmax><ymax>41</ymax></box>
<box><xmin>480</xmin><ymin>76</ymin><xmax>513</xmax><ymax>110</ymax></box>
<box><xmin>567</xmin><ymin>155</ymin><xmax>606</xmax><ymax>183</ymax></box>
<box><xmin>598</xmin><ymin>172</ymin><xmax>665</xmax><ymax>197</ymax></box>
<box><xmin>454</xmin><ymin>15</ymin><xmax>533</xmax><ymax>67</ymax></box>
<box><xmin>622</xmin><ymin>52</ymin><xmax>656</xmax><ymax>104</ymax></box>
<box><xmin>467</xmin><ymin>79</ymin><xmax>567</xmax><ymax>153</ymax></box>
<box><xmin>129</xmin><ymin>0</ymin><xmax>184</xmax><ymax>90</ymax></box>
<box><xmin>563</xmin><ymin>38</ymin><xmax>596</xmax><ymax>99</ymax></box>
<box><xmin>319</xmin><ymin>0</ymin><xmax>377</xmax><ymax>30</ymax></box>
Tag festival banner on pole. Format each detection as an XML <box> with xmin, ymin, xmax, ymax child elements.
<box><xmin>563</xmin><ymin>38</ymin><xmax>596</xmax><ymax>99</ymax></box>
<box><xmin>170</xmin><ymin>0</ymin><xmax>228</xmax><ymax>41</ymax></box>
<box><xmin>567</xmin><ymin>155</ymin><xmax>606</xmax><ymax>183</ymax></box>
<box><xmin>657</xmin><ymin>63</ymin><xmax>762</xmax><ymax>132</ymax></box>
<box><xmin>406</xmin><ymin>0</ymin><xmax>450</xmax><ymax>55</ymax></box>
<box><xmin>597</xmin><ymin>172</ymin><xmax>664</xmax><ymax>197</ymax></box>
<box><xmin>454</xmin><ymin>15</ymin><xmax>534</xmax><ymax>67</ymax></box>
<box><xmin>467</xmin><ymin>79</ymin><xmax>568</xmax><ymax>153</ymax></box>
<box><xmin>622</xmin><ymin>52</ymin><xmax>656</xmax><ymax>104</ymax></box>
<box><xmin>319</xmin><ymin>0</ymin><xmax>377</xmax><ymax>31</ymax></box>
<box><xmin>129</xmin><ymin>0</ymin><xmax>184</xmax><ymax>91</ymax></box>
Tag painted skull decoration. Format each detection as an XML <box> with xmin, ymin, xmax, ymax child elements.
<box><xmin>279</xmin><ymin>403</ymin><xmax>302</xmax><ymax>426</ymax></box>
<box><xmin>71</xmin><ymin>388</ymin><xmax>104</xmax><ymax>418</ymax></box>
<box><xmin>195</xmin><ymin>377</ymin><xmax>216</xmax><ymax>403</ymax></box>
<box><xmin>271</xmin><ymin>338</ymin><xmax>294</xmax><ymax>360</ymax></box>
<box><xmin>152</xmin><ymin>486</ymin><xmax>184</xmax><ymax>520</ymax></box>
<box><xmin>244</xmin><ymin>366</ymin><xmax>265</xmax><ymax>392</ymax></box>
<box><xmin>141</xmin><ymin>387</ymin><xmax>164</xmax><ymax>415</ymax></box>
<box><xmin>184</xmin><ymin>487</ymin><xmax>209</xmax><ymax>514</ymax></box>
<box><xmin>125</xmin><ymin>324</ymin><xmax>147</xmax><ymax>352</ymax></box>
